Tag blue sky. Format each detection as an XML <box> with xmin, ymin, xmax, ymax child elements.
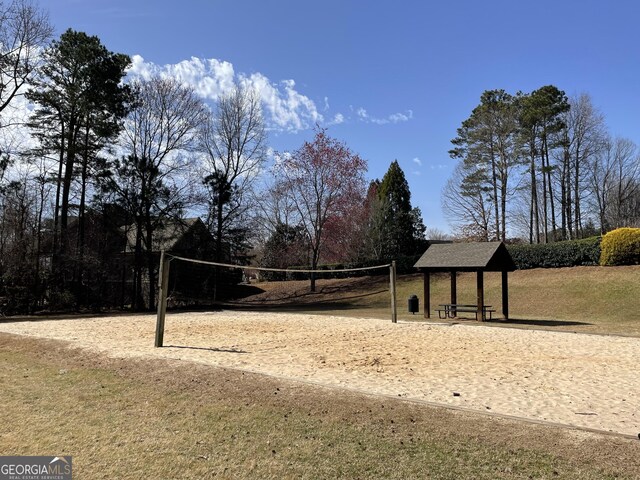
<box><xmin>38</xmin><ymin>0</ymin><xmax>640</xmax><ymax>232</ymax></box>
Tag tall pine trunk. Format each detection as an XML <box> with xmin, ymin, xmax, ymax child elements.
<box><xmin>543</xmin><ymin>136</ymin><xmax>557</xmax><ymax>242</ymax></box>
<box><xmin>573</xmin><ymin>146</ymin><xmax>582</xmax><ymax>238</ymax></box>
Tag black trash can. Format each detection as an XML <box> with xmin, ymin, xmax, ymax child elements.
<box><xmin>408</xmin><ymin>295</ymin><xmax>419</xmax><ymax>314</ymax></box>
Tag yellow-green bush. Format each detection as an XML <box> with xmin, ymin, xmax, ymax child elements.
<box><xmin>599</xmin><ymin>227</ymin><xmax>640</xmax><ymax>266</ymax></box>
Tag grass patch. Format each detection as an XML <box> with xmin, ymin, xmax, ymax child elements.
<box><xmin>234</xmin><ymin>266</ymin><xmax>640</xmax><ymax>336</ymax></box>
<box><xmin>1</xmin><ymin>334</ymin><xmax>639</xmax><ymax>479</ymax></box>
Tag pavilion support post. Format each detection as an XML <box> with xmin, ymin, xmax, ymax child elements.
<box><xmin>450</xmin><ymin>270</ymin><xmax>457</xmax><ymax>316</ymax></box>
<box><xmin>423</xmin><ymin>271</ymin><xmax>430</xmax><ymax>318</ymax></box>
<box><xmin>476</xmin><ymin>270</ymin><xmax>484</xmax><ymax>321</ymax></box>
<box><xmin>502</xmin><ymin>270</ymin><xmax>509</xmax><ymax>320</ymax></box>
<box><xmin>390</xmin><ymin>260</ymin><xmax>397</xmax><ymax>323</ymax></box>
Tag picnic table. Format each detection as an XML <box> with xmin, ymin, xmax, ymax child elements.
<box><xmin>436</xmin><ymin>303</ymin><xmax>496</xmax><ymax>321</ymax></box>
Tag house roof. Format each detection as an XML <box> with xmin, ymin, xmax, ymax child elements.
<box><xmin>122</xmin><ymin>218</ymin><xmax>203</xmax><ymax>253</ymax></box>
<box><xmin>413</xmin><ymin>241</ymin><xmax>516</xmax><ymax>272</ymax></box>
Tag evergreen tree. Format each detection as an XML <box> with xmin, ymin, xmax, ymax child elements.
<box><xmin>373</xmin><ymin>160</ymin><xmax>425</xmax><ymax>259</ymax></box>
<box><xmin>27</xmin><ymin>29</ymin><xmax>131</xmax><ymax>293</ymax></box>
<box><xmin>449</xmin><ymin>90</ymin><xmax>522</xmax><ymax>241</ymax></box>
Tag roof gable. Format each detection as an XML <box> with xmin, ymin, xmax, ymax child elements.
<box><xmin>414</xmin><ymin>241</ymin><xmax>516</xmax><ymax>272</ymax></box>
<box><xmin>122</xmin><ymin>218</ymin><xmax>206</xmax><ymax>253</ymax></box>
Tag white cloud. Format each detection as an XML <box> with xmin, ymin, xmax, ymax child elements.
<box><xmin>352</xmin><ymin>106</ymin><xmax>413</xmax><ymax>125</ymax></box>
<box><xmin>329</xmin><ymin>113</ymin><xmax>345</xmax><ymax>125</ymax></box>
<box><xmin>412</xmin><ymin>157</ymin><xmax>422</xmax><ymax>167</ymax></box>
<box><xmin>356</xmin><ymin>107</ymin><xmax>369</xmax><ymax>120</ymax></box>
<box><xmin>389</xmin><ymin>110</ymin><xmax>413</xmax><ymax>123</ymax></box>
<box><xmin>0</xmin><ymin>91</ymin><xmax>38</xmax><ymax>156</ymax></box>
<box><xmin>127</xmin><ymin>56</ymin><xmax>413</xmax><ymax>133</ymax></box>
<box><xmin>127</xmin><ymin>55</ymin><xmax>322</xmax><ymax>133</ymax></box>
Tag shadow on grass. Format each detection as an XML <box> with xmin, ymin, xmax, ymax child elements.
<box><xmin>221</xmin><ymin>301</ymin><xmax>380</xmax><ymax>313</ymax></box>
<box><xmin>490</xmin><ymin>317</ymin><xmax>592</xmax><ymax>328</ymax></box>
<box><xmin>225</xmin><ymin>288</ymin><xmax>388</xmax><ymax>307</ymax></box>
<box><xmin>164</xmin><ymin>344</ymin><xmax>248</xmax><ymax>354</ymax></box>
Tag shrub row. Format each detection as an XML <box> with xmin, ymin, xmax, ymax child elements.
<box><xmin>507</xmin><ymin>236</ymin><xmax>601</xmax><ymax>270</ymax></box>
<box><xmin>600</xmin><ymin>227</ymin><xmax>640</xmax><ymax>266</ymax></box>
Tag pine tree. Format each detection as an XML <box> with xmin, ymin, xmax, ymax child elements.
<box><xmin>375</xmin><ymin>160</ymin><xmax>425</xmax><ymax>258</ymax></box>
<box><xmin>27</xmin><ymin>29</ymin><xmax>131</xmax><ymax>292</ymax></box>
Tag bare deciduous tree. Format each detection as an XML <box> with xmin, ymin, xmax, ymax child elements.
<box><xmin>102</xmin><ymin>76</ymin><xmax>207</xmax><ymax>309</ymax></box>
<box><xmin>441</xmin><ymin>163</ymin><xmax>493</xmax><ymax>241</ymax></box>
<box><xmin>589</xmin><ymin>137</ymin><xmax>640</xmax><ymax>232</ymax></box>
<box><xmin>559</xmin><ymin>94</ymin><xmax>606</xmax><ymax>238</ymax></box>
<box><xmin>0</xmin><ymin>0</ymin><xmax>52</xmax><ymax>120</ymax></box>
<box><xmin>274</xmin><ymin>128</ymin><xmax>367</xmax><ymax>291</ymax></box>
<box><xmin>199</xmin><ymin>84</ymin><xmax>266</xmax><ymax>265</ymax></box>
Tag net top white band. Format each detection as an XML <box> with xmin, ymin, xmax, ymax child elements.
<box><xmin>167</xmin><ymin>254</ymin><xmax>392</xmax><ymax>274</ymax></box>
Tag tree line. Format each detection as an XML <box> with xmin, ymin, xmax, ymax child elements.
<box><xmin>0</xmin><ymin>3</ymin><xmax>426</xmax><ymax>313</ymax></box>
<box><xmin>445</xmin><ymin>86</ymin><xmax>640</xmax><ymax>242</ymax></box>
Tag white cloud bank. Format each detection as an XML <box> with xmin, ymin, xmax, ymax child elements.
<box><xmin>128</xmin><ymin>55</ymin><xmax>323</xmax><ymax>133</ymax></box>
<box><xmin>127</xmin><ymin>55</ymin><xmax>413</xmax><ymax>133</ymax></box>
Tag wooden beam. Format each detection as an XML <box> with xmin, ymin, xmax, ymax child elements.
<box><xmin>502</xmin><ymin>270</ymin><xmax>509</xmax><ymax>320</ymax></box>
<box><xmin>476</xmin><ymin>270</ymin><xmax>484</xmax><ymax>321</ymax></box>
<box><xmin>423</xmin><ymin>271</ymin><xmax>430</xmax><ymax>318</ymax></box>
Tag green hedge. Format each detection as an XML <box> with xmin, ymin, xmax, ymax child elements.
<box><xmin>600</xmin><ymin>228</ymin><xmax>640</xmax><ymax>266</ymax></box>
<box><xmin>507</xmin><ymin>236</ymin><xmax>601</xmax><ymax>270</ymax></box>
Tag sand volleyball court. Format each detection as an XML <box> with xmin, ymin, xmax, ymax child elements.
<box><xmin>0</xmin><ymin>311</ymin><xmax>638</xmax><ymax>437</ymax></box>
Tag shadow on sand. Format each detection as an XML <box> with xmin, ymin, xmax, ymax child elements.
<box><xmin>164</xmin><ymin>344</ymin><xmax>248</xmax><ymax>354</ymax></box>
<box><xmin>0</xmin><ymin>311</ymin><xmax>152</xmax><ymax>324</ymax></box>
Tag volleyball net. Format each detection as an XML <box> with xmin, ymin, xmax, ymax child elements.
<box><xmin>154</xmin><ymin>252</ymin><xmax>397</xmax><ymax>347</ymax></box>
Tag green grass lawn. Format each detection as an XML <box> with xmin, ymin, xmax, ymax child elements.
<box><xmin>2</xmin><ymin>334</ymin><xmax>639</xmax><ymax>479</ymax></box>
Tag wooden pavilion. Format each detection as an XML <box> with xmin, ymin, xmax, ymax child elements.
<box><xmin>414</xmin><ymin>241</ymin><xmax>516</xmax><ymax>321</ymax></box>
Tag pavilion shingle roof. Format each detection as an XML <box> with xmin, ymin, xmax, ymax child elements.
<box><xmin>413</xmin><ymin>241</ymin><xmax>516</xmax><ymax>272</ymax></box>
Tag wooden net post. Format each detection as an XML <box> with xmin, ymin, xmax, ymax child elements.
<box><xmin>155</xmin><ymin>250</ymin><xmax>171</xmax><ymax>347</ymax></box>
<box><xmin>390</xmin><ymin>260</ymin><xmax>397</xmax><ymax>323</ymax></box>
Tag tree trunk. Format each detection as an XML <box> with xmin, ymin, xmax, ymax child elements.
<box><xmin>213</xmin><ymin>193</ymin><xmax>225</xmax><ymax>302</ymax></box>
<box><xmin>310</xmin><ymin>250</ymin><xmax>317</xmax><ymax>293</ymax></box>
<box><xmin>146</xmin><ymin>220</ymin><xmax>156</xmax><ymax>310</ymax></box>
<box><xmin>52</xmin><ymin>118</ymin><xmax>65</xmax><ymax>270</ymax></box>
<box><xmin>573</xmin><ymin>147</ymin><xmax>581</xmax><ymax>238</ymax></box>
<box><xmin>529</xmin><ymin>149</ymin><xmax>536</xmax><ymax>244</ymax></box>
<box><xmin>500</xmin><ymin>179</ymin><xmax>507</xmax><ymax>242</ymax></box>
<box><xmin>490</xmin><ymin>146</ymin><xmax>500</xmax><ymax>241</ymax></box>
<box><xmin>544</xmin><ymin>137</ymin><xmax>556</xmax><ymax>242</ymax></box>
<box><xmin>77</xmin><ymin>126</ymin><xmax>90</xmax><ymax>291</ymax></box>
<box><xmin>133</xmin><ymin>219</ymin><xmax>144</xmax><ymax>310</ymax></box>
<box><xmin>59</xmin><ymin>119</ymin><xmax>78</xmax><ymax>275</ymax></box>
<box><xmin>563</xmin><ymin>143</ymin><xmax>572</xmax><ymax>240</ymax></box>
<box><xmin>541</xmin><ymin>148</ymin><xmax>548</xmax><ymax>244</ymax></box>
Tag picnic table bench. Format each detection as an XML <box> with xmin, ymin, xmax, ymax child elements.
<box><xmin>436</xmin><ymin>303</ymin><xmax>496</xmax><ymax>321</ymax></box>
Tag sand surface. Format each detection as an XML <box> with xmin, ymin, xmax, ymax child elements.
<box><xmin>1</xmin><ymin>311</ymin><xmax>638</xmax><ymax>436</ymax></box>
